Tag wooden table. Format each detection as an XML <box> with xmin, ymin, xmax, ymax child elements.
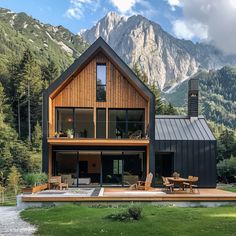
<box><xmin>167</xmin><ymin>177</ymin><xmax>190</xmax><ymax>191</ymax></box>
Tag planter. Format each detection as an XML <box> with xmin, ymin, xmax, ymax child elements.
<box><xmin>21</xmin><ymin>183</ymin><xmax>48</xmax><ymax>194</ymax></box>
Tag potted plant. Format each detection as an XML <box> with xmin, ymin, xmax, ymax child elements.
<box><xmin>22</xmin><ymin>173</ymin><xmax>48</xmax><ymax>194</ymax></box>
<box><xmin>172</xmin><ymin>172</ymin><xmax>180</xmax><ymax>179</ymax></box>
<box><xmin>66</xmin><ymin>129</ymin><xmax>74</xmax><ymax>138</ymax></box>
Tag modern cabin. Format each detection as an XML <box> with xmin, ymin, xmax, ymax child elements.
<box><xmin>42</xmin><ymin>37</ymin><xmax>216</xmax><ymax>188</ymax></box>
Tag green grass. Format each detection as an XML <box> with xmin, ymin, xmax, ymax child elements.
<box><xmin>218</xmin><ymin>185</ymin><xmax>236</xmax><ymax>193</ymax></box>
<box><xmin>21</xmin><ymin>204</ymin><xmax>236</xmax><ymax>236</ymax></box>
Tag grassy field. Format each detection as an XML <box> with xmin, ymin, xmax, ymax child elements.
<box><xmin>218</xmin><ymin>184</ymin><xmax>236</xmax><ymax>193</ymax></box>
<box><xmin>21</xmin><ymin>204</ymin><xmax>236</xmax><ymax>236</ymax></box>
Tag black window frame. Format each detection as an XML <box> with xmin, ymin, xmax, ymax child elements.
<box><xmin>96</xmin><ymin>108</ymin><xmax>106</xmax><ymax>138</ymax></box>
<box><xmin>96</xmin><ymin>63</ymin><xmax>107</xmax><ymax>102</ymax></box>
<box><xmin>108</xmin><ymin>108</ymin><xmax>145</xmax><ymax>139</ymax></box>
<box><xmin>55</xmin><ymin>107</ymin><xmax>94</xmax><ymax>138</ymax></box>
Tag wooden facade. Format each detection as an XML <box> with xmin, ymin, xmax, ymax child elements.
<box><xmin>48</xmin><ymin>52</ymin><xmax>149</xmax><ymax>138</ymax></box>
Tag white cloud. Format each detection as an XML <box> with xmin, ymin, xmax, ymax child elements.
<box><xmin>166</xmin><ymin>0</ymin><xmax>181</xmax><ymax>11</ymax></box>
<box><xmin>172</xmin><ymin>0</ymin><xmax>236</xmax><ymax>54</ymax></box>
<box><xmin>109</xmin><ymin>0</ymin><xmax>138</xmax><ymax>14</ymax></box>
<box><xmin>172</xmin><ymin>20</ymin><xmax>207</xmax><ymax>40</ymax></box>
<box><xmin>65</xmin><ymin>0</ymin><xmax>100</xmax><ymax>19</ymax></box>
<box><xmin>172</xmin><ymin>20</ymin><xmax>194</xmax><ymax>40</ymax></box>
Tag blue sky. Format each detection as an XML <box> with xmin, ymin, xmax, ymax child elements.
<box><xmin>1</xmin><ymin>0</ymin><xmax>236</xmax><ymax>54</ymax></box>
<box><xmin>0</xmin><ymin>0</ymin><xmax>182</xmax><ymax>35</ymax></box>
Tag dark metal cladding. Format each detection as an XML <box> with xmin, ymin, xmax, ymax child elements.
<box><xmin>155</xmin><ymin>115</ymin><xmax>216</xmax><ymax>187</ymax></box>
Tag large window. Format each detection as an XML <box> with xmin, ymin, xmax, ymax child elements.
<box><xmin>96</xmin><ymin>109</ymin><xmax>106</xmax><ymax>138</ymax></box>
<box><xmin>74</xmin><ymin>109</ymin><xmax>94</xmax><ymax>138</ymax></box>
<box><xmin>56</xmin><ymin>108</ymin><xmax>73</xmax><ymax>135</ymax></box>
<box><xmin>56</xmin><ymin>108</ymin><xmax>94</xmax><ymax>138</ymax></box>
<box><xmin>96</xmin><ymin>64</ymin><xmax>106</xmax><ymax>101</ymax></box>
<box><xmin>108</xmin><ymin>109</ymin><xmax>145</xmax><ymax>139</ymax></box>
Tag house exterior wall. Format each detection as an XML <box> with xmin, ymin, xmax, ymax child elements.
<box><xmin>154</xmin><ymin>140</ymin><xmax>217</xmax><ymax>187</ymax></box>
<box><xmin>48</xmin><ymin>52</ymin><xmax>149</xmax><ymax>138</ymax></box>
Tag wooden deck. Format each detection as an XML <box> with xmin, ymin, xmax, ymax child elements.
<box><xmin>21</xmin><ymin>188</ymin><xmax>236</xmax><ymax>203</ymax></box>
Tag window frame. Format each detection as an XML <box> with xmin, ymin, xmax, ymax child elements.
<box><xmin>96</xmin><ymin>63</ymin><xmax>107</xmax><ymax>102</ymax></box>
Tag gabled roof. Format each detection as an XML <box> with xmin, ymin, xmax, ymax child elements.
<box><xmin>155</xmin><ymin>115</ymin><xmax>216</xmax><ymax>141</ymax></box>
<box><xmin>44</xmin><ymin>37</ymin><xmax>154</xmax><ymax>100</ymax></box>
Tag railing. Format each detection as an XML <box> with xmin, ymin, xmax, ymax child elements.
<box><xmin>49</xmin><ymin>121</ymin><xmax>148</xmax><ymax>139</ymax></box>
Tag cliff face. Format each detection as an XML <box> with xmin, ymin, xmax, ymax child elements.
<box><xmin>81</xmin><ymin>12</ymin><xmax>236</xmax><ymax>90</ymax></box>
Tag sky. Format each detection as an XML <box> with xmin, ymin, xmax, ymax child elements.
<box><xmin>0</xmin><ymin>0</ymin><xmax>236</xmax><ymax>54</ymax></box>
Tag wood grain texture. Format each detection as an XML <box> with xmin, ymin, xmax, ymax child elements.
<box><xmin>48</xmin><ymin>52</ymin><xmax>149</xmax><ymax>137</ymax></box>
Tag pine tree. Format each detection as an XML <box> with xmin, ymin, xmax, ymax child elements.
<box><xmin>42</xmin><ymin>59</ymin><xmax>59</xmax><ymax>85</ymax></box>
<box><xmin>7</xmin><ymin>166</ymin><xmax>21</xmax><ymax>195</ymax></box>
<box><xmin>32</xmin><ymin>121</ymin><xmax>42</xmax><ymax>151</ymax></box>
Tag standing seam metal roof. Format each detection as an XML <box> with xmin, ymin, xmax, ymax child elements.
<box><xmin>155</xmin><ymin>115</ymin><xmax>216</xmax><ymax>141</ymax></box>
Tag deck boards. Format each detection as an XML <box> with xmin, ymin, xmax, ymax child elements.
<box><xmin>21</xmin><ymin>188</ymin><xmax>236</xmax><ymax>202</ymax></box>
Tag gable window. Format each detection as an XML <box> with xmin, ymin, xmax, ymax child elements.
<box><xmin>96</xmin><ymin>64</ymin><xmax>106</xmax><ymax>101</ymax></box>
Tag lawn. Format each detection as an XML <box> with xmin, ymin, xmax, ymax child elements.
<box><xmin>21</xmin><ymin>204</ymin><xmax>236</xmax><ymax>236</ymax></box>
<box><xmin>218</xmin><ymin>184</ymin><xmax>236</xmax><ymax>193</ymax></box>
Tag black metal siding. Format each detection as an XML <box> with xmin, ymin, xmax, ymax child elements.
<box><xmin>155</xmin><ymin>139</ymin><xmax>216</xmax><ymax>187</ymax></box>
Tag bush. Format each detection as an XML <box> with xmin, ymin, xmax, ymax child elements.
<box><xmin>217</xmin><ymin>156</ymin><xmax>236</xmax><ymax>183</ymax></box>
<box><xmin>106</xmin><ymin>206</ymin><xmax>143</xmax><ymax>221</ymax></box>
<box><xmin>128</xmin><ymin>206</ymin><xmax>142</xmax><ymax>220</ymax></box>
<box><xmin>24</xmin><ymin>172</ymin><xmax>48</xmax><ymax>187</ymax></box>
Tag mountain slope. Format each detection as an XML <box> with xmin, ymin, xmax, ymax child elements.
<box><xmin>80</xmin><ymin>12</ymin><xmax>236</xmax><ymax>90</ymax></box>
<box><xmin>164</xmin><ymin>66</ymin><xmax>236</xmax><ymax>129</ymax></box>
<box><xmin>0</xmin><ymin>8</ymin><xmax>88</xmax><ymax>75</ymax></box>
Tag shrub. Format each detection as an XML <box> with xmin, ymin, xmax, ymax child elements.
<box><xmin>128</xmin><ymin>206</ymin><xmax>142</xmax><ymax>220</ymax></box>
<box><xmin>24</xmin><ymin>172</ymin><xmax>48</xmax><ymax>187</ymax></box>
<box><xmin>217</xmin><ymin>156</ymin><xmax>236</xmax><ymax>183</ymax></box>
<box><xmin>106</xmin><ymin>206</ymin><xmax>143</xmax><ymax>221</ymax></box>
<box><xmin>7</xmin><ymin>166</ymin><xmax>22</xmax><ymax>195</ymax></box>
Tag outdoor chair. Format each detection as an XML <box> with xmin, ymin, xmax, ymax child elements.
<box><xmin>183</xmin><ymin>176</ymin><xmax>199</xmax><ymax>193</ymax></box>
<box><xmin>48</xmin><ymin>176</ymin><xmax>68</xmax><ymax>190</ymax></box>
<box><xmin>129</xmin><ymin>172</ymin><xmax>153</xmax><ymax>190</ymax></box>
<box><xmin>162</xmin><ymin>177</ymin><xmax>174</xmax><ymax>193</ymax></box>
<box><xmin>129</xmin><ymin>130</ymin><xmax>142</xmax><ymax>139</ymax></box>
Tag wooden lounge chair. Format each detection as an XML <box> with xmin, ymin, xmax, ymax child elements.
<box><xmin>183</xmin><ymin>176</ymin><xmax>199</xmax><ymax>193</ymax></box>
<box><xmin>129</xmin><ymin>172</ymin><xmax>153</xmax><ymax>190</ymax></box>
<box><xmin>162</xmin><ymin>177</ymin><xmax>174</xmax><ymax>193</ymax></box>
<box><xmin>48</xmin><ymin>176</ymin><xmax>68</xmax><ymax>190</ymax></box>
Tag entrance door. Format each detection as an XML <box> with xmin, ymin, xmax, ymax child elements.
<box><xmin>155</xmin><ymin>153</ymin><xmax>174</xmax><ymax>185</ymax></box>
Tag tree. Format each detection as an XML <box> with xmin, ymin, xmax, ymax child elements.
<box><xmin>32</xmin><ymin>121</ymin><xmax>42</xmax><ymax>151</ymax></box>
<box><xmin>7</xmin><ymin>166</ymin><xmax>21</xmax><ymax>195</ymax></box>
<box><xmin>13</xmin><ymin>50</ymin><xmax>44</xmax><ymax>142</ymax></box>
<box><xmin>42</xmin><ymin>59</ymin><xmax>59</xmax><ymax>85</ymax></box>
<box><xmin>217</xmin><ymin>129</ymin><xmax>236</xmax><ymax>162</ymax></box>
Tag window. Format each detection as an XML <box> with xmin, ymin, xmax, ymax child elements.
<box><xmin>108</xmin><ymin>109</ymin><xmax>145</xmax><ymax>139</ymax></box>
<box><xmin>56</xmin><ymin>108</ymin><xmax>94</xmax><ymax>138</ymax></box>
<box><xmin>96</xmin><ymin>109</ymin><xmax>106</xmax><ymax>138</ymax></box>
<box><xmin>56</xmin><ymin>108</ymin><xmax>74</xmax><ymax>135</ymax></box>
<box><xmin>113</xmin><ymin>160</ymin><xmax>123</xmax><ymax>175</ymax></box>
<box><xmin>96</xmin><ymin>64</ymin><xmax>106</xmax><ymax>101</ymax></box>
<box><xmin>74</xmin><ymin>109</ymin><xmax>94</xmax><ymax>138</ymax></box>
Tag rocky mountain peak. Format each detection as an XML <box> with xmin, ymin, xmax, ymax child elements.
<box><xmin>80</xmin><ymin>12</ymin><xmax>236</xmax><ymax>90</ymax></box>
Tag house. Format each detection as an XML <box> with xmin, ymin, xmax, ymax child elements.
<box><xmin>42</xmin><ymin>37</ymin><xmax>216</xmax><ymax>188</ymax></box>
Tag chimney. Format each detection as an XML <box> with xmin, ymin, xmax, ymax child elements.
<box><xmin>188</xmin><ymin>78</ymin><xmax>199</xmax><ymax>118</ymax></box>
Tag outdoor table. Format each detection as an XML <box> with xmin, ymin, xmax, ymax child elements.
<box><xmin>167</xmin><ymin>177</ymin><xmax>190</xmax><ymax>191</ymax></box>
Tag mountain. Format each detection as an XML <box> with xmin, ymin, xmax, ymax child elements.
<box><xmin>80</xmin><ymin>12</ymin><xmax>236</xmax><ymax>90</ymax></box>
<box><xmin>0</xmin><ymin>7</ymin><xmax>88</xmax><ymax>75</ymax></box>
<box><xmin>164</xmin><ymin>66</ymin><xmax>236</xmax><ymax>129</ymax></box>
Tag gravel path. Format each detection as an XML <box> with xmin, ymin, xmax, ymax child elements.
<box><xmin>0</xmin><ymin>207</ymin><xmax>36</xmax><ymax>236</ymax></box>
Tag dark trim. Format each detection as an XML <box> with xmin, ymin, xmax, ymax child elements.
<box><xmin>42</xmin><ymin>92</ymin><xmax>49</xmax><ymax>173</ymax></box>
